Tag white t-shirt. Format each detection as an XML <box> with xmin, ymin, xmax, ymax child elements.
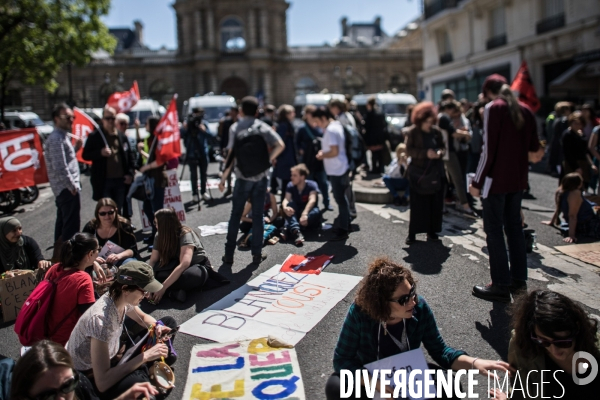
<box><xmin>322</xmin><ymin>121</ymin><xmax>348</xmax><ymax>176</ymax></box>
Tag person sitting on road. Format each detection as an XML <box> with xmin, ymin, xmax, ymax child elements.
<box><xmin>543</xmin><ymin>172</ymin><xmax>600</xmax><ymax>243</ymax></box>
<box><xmin>490</xmin><ymin>290</ymin><xmax>600</xmax><ymax>399</ymax></box>
<box><xmin>10</xmin><ymin>340</ymin><xmax>158</xmax><ymax>400</ymax></box>
<box><xmin>382</xmin><ymin>144</ymin><xmax>410</xmax><ymax>207</ymax></box>
<box><xmin>0</xmin><ymin>216</ymin><xmax>51</xmax><ymax>273</ymax></box>
<box><xmin>42</xmin><ymin>233</ymin><xmax>99</xmax><ymax>346</ymax></box>
<box><xmin>240</xmin><ymin>189</ymin><xmax>280</xmax><ymax>235</ymax></box>
<box><xmin>281</xmin><ymin>164</ymin><xmax>321</xmax><ymax>246</ymax></box>
<box><xmin>147</xmin><ymin>208</ymin><xmax>229</xmax><ymax>304</ymax></box>
<box><xmin>325</xmin><ymin>257</ymin><xmax>513</xmax><ymax>400</ymax></box>
<box><xmin>66</xmin><ymin>261</ymin><xmax>177</xmax><ymax>400</ymax></box>
<box><xmin>83</xmin><ymin>198</ymin><xmax>139</xmax><ymax>268</ymax></box>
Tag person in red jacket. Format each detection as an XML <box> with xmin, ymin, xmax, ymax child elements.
<box><xmin>469</xmin><ymin>74</ymin><xmax>544</xmax><ymax>303</ymax></box>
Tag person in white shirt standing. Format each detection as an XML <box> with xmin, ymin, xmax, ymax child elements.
<box><xmin>315</xmin><ymin>107</ymin><xmax>351</xmax><ymax>241</ymax></box>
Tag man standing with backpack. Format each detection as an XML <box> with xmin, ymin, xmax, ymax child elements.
<box><xmin>219</xmin><ymin>97</ymin><xmax>285</xmax><ymax>265</ymax></box>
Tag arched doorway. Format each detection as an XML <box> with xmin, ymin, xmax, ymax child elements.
<box><xmin>220</xmin><ymin>77</ymin><xmax>248</xmax><ymax>101</ymax></box>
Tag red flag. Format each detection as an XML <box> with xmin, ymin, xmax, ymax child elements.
<box><xmin>106</xmin><ymin>81</ymin><xmax>140</xmax><ymax>113</ymax></box>
<box><xmin>0</xmin><ymin>128</ymin><xmax>48</xmax><ymax>191</ymax></box>
<box><xmin>72</xmin><ymin>107</ymin><xmax>103</xmax><ymax>165</ymax></box>
<box><xmin>511</xmin><ymin>61</ymin><xmax>540</xmax><ymax>113</ymax></box>
<box><xmin>279</xmin><ymin>254</ymin><xmax>334</xmax><ymax>275</ymax></box>
<box><xmin>154</xmin><ymin>95</ymin><xmax>181</xmax><ymax>165</ymax></box>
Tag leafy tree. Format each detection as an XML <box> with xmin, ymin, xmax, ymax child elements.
<box><xmin>0</xmin><ymin>0</ymin><xmax>116</xmax><ymax>119</ymax></box>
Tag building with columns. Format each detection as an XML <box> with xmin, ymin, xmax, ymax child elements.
<box><xmin>9</xmin><ymin>0</ymin><xmax>422</xmax><ymax>119</ymax></box>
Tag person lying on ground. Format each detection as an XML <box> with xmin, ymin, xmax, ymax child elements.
<box><xmin>0</xmin><ymin>216</ymin><xmax>51</xmax><ymax>273</ymax></box>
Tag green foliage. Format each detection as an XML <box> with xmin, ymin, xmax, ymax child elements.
<box><xmin>0</xmin><ymin>0</ymin><xmax>116</xmax><ymax>113</ymax></box>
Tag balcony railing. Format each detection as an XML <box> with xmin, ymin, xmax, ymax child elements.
<box><xmin>536</xmin><ymin>13</ymin><xmax>565</xmax><ymax>35</ymax></box>
<box><xmin>486</xmin><ymin>34</ymin><xmax>507</xmax><ymax>50</ymax></box>
<box><xmin>440</xmin><ymin>52</ymin><xmax>453</xmax><ymax>65</ymax></box>
<box><xmin>424</xmin><ymin>0</ymin><xmax>459</xmax><ymax>20</ymax></box>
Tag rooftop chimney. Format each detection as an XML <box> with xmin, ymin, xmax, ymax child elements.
<box><xmin>374</xmin><ymin>16</ymin><xmax>382</xmax><ymax>37</ymax></box>
<box><xmin>134</xmin><ymin>20</ymin><xmax>144</xmax><ymax>45</ymax></box>
<box><xmin>341</xmin><ymin>17</ymin><xmax>348</xmax><ymax>37</ymax></box>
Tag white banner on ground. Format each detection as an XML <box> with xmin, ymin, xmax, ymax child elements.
<box><xmin>179</xmin><ymin>177</ymin><xmax>236</xmax><ymax>192</ymax></box>
<box><xmin>182</xmin><ymin>339</ymin><xmax>305</xmax><ymax>400</ymax></box>
<box><xmin>138</xmin><ymin>169</ymin><xmax>186</xmax><ymax>231</ymax></box>
<box><xmin>179</xmin><ymin>265</ymin><xmax>362</xmax><ymax>345</ymax></box>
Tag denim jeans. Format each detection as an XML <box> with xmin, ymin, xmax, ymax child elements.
<box><xmin>142</xmin><ymin>186</ymin><xmax>165</xmax><ymax>238</ymax></box>
<box><xmin>382</xmin><ymin>175</ymin><xmax>410</xmax><ymax>198</ymax></box>
<box><xmin>309</xmin><ymin>170</ymin><xmax>330</xmax><ymax>208</ymax></box>
<box><xmin>284</xmin><ymin>201</ymin><xmax>321</xmax><ymax>233</ymax></box>
<box><xmin>482</xmin><ymin>191</ymin><xmax>527</xmax><ymax>286</ymax></box>
<box><xmin>329</xmin><ymin>171</ymin><xmax>351</xmax><ymax>232</ymax></box>
<box><xmin>54</xmin><ymin>189</ymin><xmax>81</xmax><ymax>242</ymax></box>
<box><xmin>103</xmin><ymin>177</ymin><xmax>127</xmax><ymax>214</ymax></box>
<box><xmin>189</xmin><ymin>154</ymin><xmax>208</xmax><ymax>195</ymax></box>
<box><xmin>225</xmin><ymin>177</ymin><xmax>269</xmax><ymax>257</ymax></box>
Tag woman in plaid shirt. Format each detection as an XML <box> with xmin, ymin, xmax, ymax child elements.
<box><xmin>325</xmin><ymin>257</ymin><xmax>514</xmax><ymax>399</ymax></box>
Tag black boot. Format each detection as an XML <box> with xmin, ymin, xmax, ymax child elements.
<box><xmin>510</xmin><ymin>279</ymin><xmax>527</xmax><ymax>296</ymax></box>
<box><xmin>472</xmin><ymin>283</ymin><xmax>511</xmax><ymax>303</ymax></box>
<box><xmin>168</xmin><ymin>289</ymin><xmax>187</xmax><ymax>303</ymax></box>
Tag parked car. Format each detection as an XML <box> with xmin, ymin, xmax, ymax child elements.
<box><xmin>124</xmin><ymin>99</ymin><xmax>165</xmax><ymax>140</ymax></box>
<box><xmin>3</xmin><ymin>111</ymin><xmax>54</xmax><ymax>141</ymax></box>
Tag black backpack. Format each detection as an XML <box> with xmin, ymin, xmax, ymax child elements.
<box><xmin>230</xmin><ymin>121</ymin><xmax>271</xmax><ymax>178</ymax></box>
<box><xmin>342</xmin><ymin>124</ymin><xmax>366</xmax><ymax>171</ymax></box>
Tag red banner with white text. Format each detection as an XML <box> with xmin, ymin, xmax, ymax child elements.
<box><xmin>72</xmin><ymin>107</ymin><xmax>102</xmax><ymax>165</ymax></box>
<box><xmin>0</xmin><ymin>128</ymin><xmax>48</xmax><ymax>191</ymax></box>
<box><xmin>106</xmin><ymin>81</ymin><xmax>140</xmax><ymax>113</ymax></box>
<box><xmin>154</xmin><ymin>95</ymin><xmax>181</xmax><ymax>165</ymax></box>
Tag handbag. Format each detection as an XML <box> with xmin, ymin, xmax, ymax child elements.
<box><xmin>408</xmin><ymin>161</ymin><xmax>442</xmax><ymax>195</ymax></box>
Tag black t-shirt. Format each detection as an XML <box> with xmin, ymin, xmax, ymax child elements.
<box><xmin>286</xmin><ymin>180</ymin><xmax>319</xmax><ymax>210</ymax></box>
<box><xmin>437</xmin><ymin>114</ymin><xmax>456</xmax><ymax>153</ymax></box>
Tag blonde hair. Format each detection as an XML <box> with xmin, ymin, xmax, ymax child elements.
<box><xmin>499</xmin><ymin>84</ymin><xmax>524</xmax><ymax>130</ymax></box>
<box><xmin>395</xmin><ymin>143</ymin><xmax>407</xmax><ymax>159</ymax></box>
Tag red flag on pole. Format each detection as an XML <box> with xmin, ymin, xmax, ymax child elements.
<box><xmin>72</xmin><ymin>107</ymin><xmax>104</xmax><ymax>165</ymax></box>
<box><xmin>154</xmin><ymin>95</ymin><xmax>181</xmax><ymax>165</ymax></box>
<box><xmin>106</xmin><ymin>81</ymin><xmax>140</xmax><ymax>113</ymax></box>
<box><xmin>511</xmin><ymin>61</ymin><xmax>540</xmax><ymax>113</ymax></box>
<box><xmin>0</xmin><ymin>128</ymin><xmax>48</xmax><ymax>191</ymax></box>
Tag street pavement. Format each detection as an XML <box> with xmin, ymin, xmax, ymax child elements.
<box><xmin>1</xmin><ymin>163</ymin><xmax>599</xmax><ymax>399</ymax></box>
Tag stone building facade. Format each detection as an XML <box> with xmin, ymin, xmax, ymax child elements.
<box><xmin>8</xmin><ymin>0</ymin><xmax>422</xmax><ymax>119</ymax></box>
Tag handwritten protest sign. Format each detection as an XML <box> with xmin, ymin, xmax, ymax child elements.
<box><xmin>138</xmin><ymin>169</ymin><xmax>186</xmax><ymax>231</ymax></box>
<box><xmin>180</xmin><ymin>265</ymin><xmax>362</xmax><ymax>345</ymax></box>
<box><xmin>183</xmin><ymin>338</ymin><xmax>305</xmax><ymax>400</ymax></box>
<box><xmin>98</xmin><ymin>240</ymin><xmax>126</xmax><ymax>260</ymax></box>
<box><xmin>0</xmin><ymin>270</ymin><xmax>36</xmax><ymax>322</ymax></box>
<box><xmin>364</xmin><ymin>348</ymin><xmax>435</xmax><ymax>400</ymax></box>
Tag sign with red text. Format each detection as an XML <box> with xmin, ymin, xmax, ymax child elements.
<box><xmin>179</xmin><ymin>265</ymin><xmax>362</xmax><ymax>345</ymax></box>
<box><xmin>0</xmin><ymin>128</ymin><xmax>48</xmax><ymax>191</ymax></box>
<box><xmin>138</xmin><ymin>169</ymin><xmax>186</xmax><ymax>230</ymax></box>
<box><xmin>106</xmin><ymin>81</ymin><xmax>140</xmax><ymax>113</ymax></box>
<box><xmin>182</xmin><ymin>339</ymin><xmax>305</xmax><ymax>400</ymax></box>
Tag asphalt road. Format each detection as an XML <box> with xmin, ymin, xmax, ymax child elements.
<box><xmin>1</xmin><ymin>163</ymin><xmax>598</xmax><ymax>399</ymax></box>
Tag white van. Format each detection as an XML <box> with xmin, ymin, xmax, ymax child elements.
<box><xmin>183</xmin><ymin>94</ymin><xmax>236</xmax><ymax>136</ymax></box>
<box><xmin>293</xmin><ymin>93</ymin><xmax>346</xmax><ymax>116</ymax></box>
<box><xmin>3</xmin><ymin>111</ymin><xmax>54</xmax><ymax>141</ymax></box>
<box><xmin>124</xmin><ymin>99</ymin><xmax>165</xmax><ymax>140</ymax></box>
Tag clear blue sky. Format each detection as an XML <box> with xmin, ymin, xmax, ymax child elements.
<box><xmin>102</xmin><ymin>0</ymin><xmax>421</xmax><ymax>49</ymax></box>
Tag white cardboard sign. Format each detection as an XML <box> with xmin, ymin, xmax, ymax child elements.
<box><xmin>138</xmin><ymin>169</ymin><xmax>186</xmax><ymax>231</ymax></box>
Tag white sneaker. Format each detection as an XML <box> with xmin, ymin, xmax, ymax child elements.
<box><xmin>202</xmin><ymin>193</ymin><xmax>211</xmax><ymax>201</ymax></box>
<box><xmin>192</xmin><ymin>194</ymin><xmax>199</xmax><ymax>203</ymax></box>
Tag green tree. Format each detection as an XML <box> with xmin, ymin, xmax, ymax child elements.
<box><xmin>0</xmin><ymin>0</ymin><xmax>116</xmax><ymax>119</ymax></box>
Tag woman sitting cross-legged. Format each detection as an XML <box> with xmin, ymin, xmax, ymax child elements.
<box><xmin>83</xmin><ymin>198</ymin><xmax>139</xmax><ymax>267</ymax></box>
<box><xmin>0</xmin><ymin>216</ymin><xmax>51</xmax><ymax>273</ymax></box>
<box><xmin>66</xmin><ymin>261</ymin><xmax>177</xmax><ymax>400</ymax></box>
<box><xmin>147</xmin><ymin>208</ymin><xmax>230</xmax><ymax>304</ymax></box>
<box><xmin>325</xmin><ymin>257</ymin><xmax>513</xmax><ymax>399</ymax></box>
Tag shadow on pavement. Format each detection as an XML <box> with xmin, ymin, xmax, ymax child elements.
<box><xmin>403</xmin><ymin>241</ymin><xmax>451</xmax><ymax>275</ymax></box>
<box><xmin>475</xmin><ymin>302</ymin><xmax>511</xmax><ymax>359</ymax></box>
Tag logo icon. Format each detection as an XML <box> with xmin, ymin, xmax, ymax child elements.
<box><xmin>572</xmin><ymin>351</ymin><xmax>598</xmax><ymax>385</ymax></box>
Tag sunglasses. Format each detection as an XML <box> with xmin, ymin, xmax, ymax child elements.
<box><xmin>98</xmin><ymin>210</ymin><xmax>115</xmax><ymax>217</ymax></box>
<box><xmin>134</xmin><ymin>287</ymin><xmax>148</xmax><ymax>296</ymax></box>
<box><xmin>103</xmin><ymin>116</ymin><xmax>116</xmax><ymax>121</ymax></box>
<box><xmin>31</xmin><ymin>374</ymin><xmax>79</xmax><ymax>400</ymax></box>
<box><xmin>391</xmin><ymin>283</ymin><xmax>417</xmax><ymax>306</ymax></box>
<box><xmin>530</xmin><ymin>332</ymin><xmax>575</xmax><ymax>349</ymax></box>
<box><xmin>59</xmin><ymin>115</ymin><xmax>75</xmax><ymax>121</ymax></box>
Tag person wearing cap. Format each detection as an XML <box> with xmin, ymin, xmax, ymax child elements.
<box><xmin>469</xmin><ymin>74</ymin><xmax>544</xmax><ymax>303</ymax></box>
<box><xmin>184</xmin><ymin>107</ymin><xmax>211</xmax><ymax>203</ymax></box>
<box><xmin>66</xmin><ymin>261</ymin><xmax>177</xmax><ymax>399</ymax></box>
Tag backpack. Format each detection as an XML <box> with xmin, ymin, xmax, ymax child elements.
<box><xmin>230</xmin><ymin>121</ymin><xmax>271</xmax><ymax>178</ymax></box>
<box><xmin>14</xmin><ymin>270</ymin><xmax>76</xmax><ymax>346</ymax></box>
<box><xmin>342</xmin><ymin>124</ymin><xmax>366</xmax><ymax>171</ymax></box>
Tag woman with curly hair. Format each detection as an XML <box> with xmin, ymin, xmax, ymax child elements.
<box><xmin>490</xmin><ymin>290</ymin><xmax>600</xmax><ymax>399</ymax></box>
<box><xmin>325</xmin><ymin>257</ymin><xmax>512</xmax><ymax>399</ymax></box>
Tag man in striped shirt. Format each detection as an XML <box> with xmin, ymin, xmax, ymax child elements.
<box><xmin>45</xmin><ymin>103</ymin><xmax>82</xmax><ymax>261</ymax></box>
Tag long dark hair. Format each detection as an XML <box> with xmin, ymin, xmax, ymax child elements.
<box><xmin>511</xmin><ymin>290</ymin><xmax>600</xmax><ymax>359</ymax></box>
<box><xmin>355</xmin><ymin>257</ymin><xmax>417</xmax><ymax>322</ymax></box>
<box><xmin>11</xmin><ymin>340</ymin><xmax>76</xmax><ymax>400</ymax></box>
<box><xmin>60</xmin><ymin>232</ymin><xmax>98</xmax><ymax>269</ymax></box>
<box><xmin>154</xmin><ymin>208</ymin><xmax>192</xmax><ymax>267</ymax></box>
<box><xmin>90</xmin><ymin>198</ymin><xmax>135</xmax><ymax>244</ymax></box>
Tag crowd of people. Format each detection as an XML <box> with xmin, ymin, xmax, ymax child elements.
<box><xmin>0</xmin><ymin>71</ymin><xmax>599</xmax><ymax>398</ymax></box>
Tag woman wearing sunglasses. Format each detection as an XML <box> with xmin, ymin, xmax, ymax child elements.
<box><xmin>83</xmin><ymin>198</ymin><xmax>139</xmax><ymax>267</ymax></box>
<box><xmin>11</xmin><ymin>340</ymin><xmax>159</xmax><ymax>400</ymax></box>
<box><xmin>490</xmin><ymin>290</ymin><xmax>600</xmax><ymax>399</ymax></box>
<box><xmin>66</xmin><ymin>261</ymin><xmax>177</xmax><ymax>399</ymax></box>
<box><xmin>326</xmin><ymin>257</ymin><xmax>513</xmax><ymax>399</ymax></box>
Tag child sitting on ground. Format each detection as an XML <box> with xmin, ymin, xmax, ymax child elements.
<box><xmin>383</xmin><ymin>143</ymin><xmax>410</xmax><ymax>206</ymax></box>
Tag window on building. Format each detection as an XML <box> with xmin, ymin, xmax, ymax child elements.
<box><xmin>437</xmin><ymin>30</ymin><xmax>453</xmax><ymax>64</ymax></box>
<box><xmin>432</xmin><ymin>65</ymin><xmax>511</xmax><ymax>103</ymax></box>
<box><xmin>295</xmin><ymin>77</ymin><xmax>318</xmax><ymax>95</ymax></box>
<box><xmin>389</xmin><ymin>74</ymin><xmax>409</xmax><ymax>92</ymax></box>
<box><xmin>537</xmin><ymin>0</ymin><xmax>565</xmax><ymax>34</ymax></box>
<box><xmin>221</xmin><ymin>18</ymin><xmax>246</xmax><ymax>52</ymax></box>
<box><xmin>543</xmin><ymin>0</ymin><xmax>564</xmax><ymax>18</ymax></box>
<box><xmin>487</xmin><ymin>6</ymin><xmax>507</xmax><ymax>50</ymax></box>
<box><xmin>149</xmin><ymin>79</ymin><xmax>175</xmax><ymax>106</ymax></box>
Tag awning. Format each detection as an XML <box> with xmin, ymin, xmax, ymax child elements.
<box><xmin>549</xmin><ymin>61</ymin><xmax>600</xmax><ymax>99</ymax></box>
<box><xmin>549</xmin><ymin>63</ymin><xmax>585</xmax><ymax>86</ymax></box>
